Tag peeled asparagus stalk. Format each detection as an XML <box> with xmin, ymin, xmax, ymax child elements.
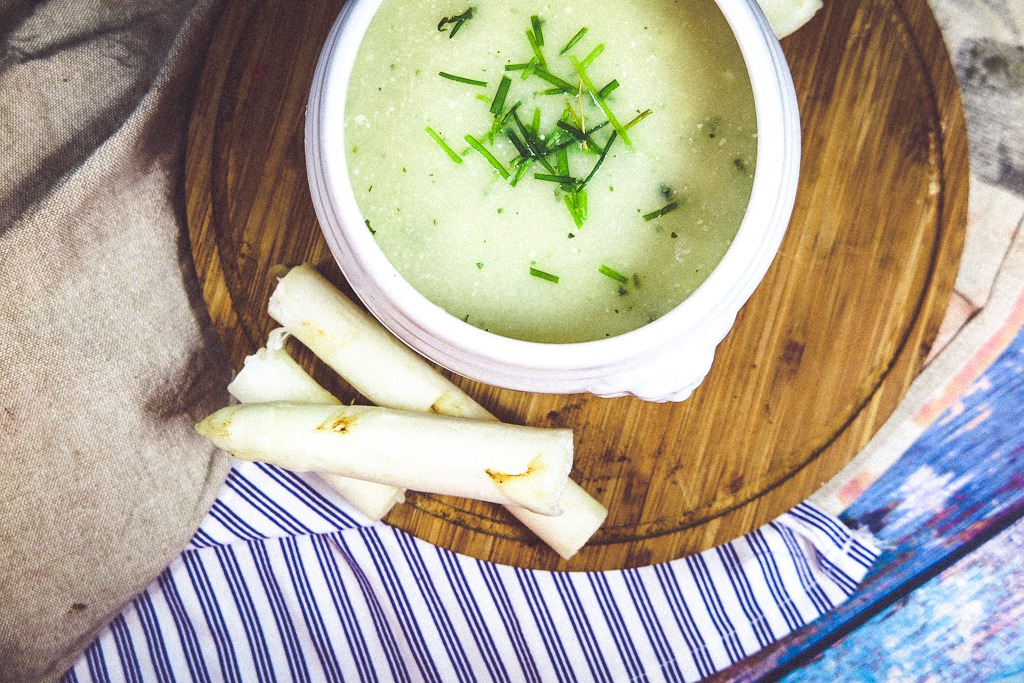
<box><xmin>198</xmin><ymin>402</ymin><xmax>571</xmax><ymax>515</ymax></box>
<box><xmin>269</xmin><ymin>264</ymin><xmax>607</xmax><ymax>559</ymax></box>
<box><xmin>227</xmin><ymin>330</ymin><xmax>405</xmax><ymax>521</ymax></box>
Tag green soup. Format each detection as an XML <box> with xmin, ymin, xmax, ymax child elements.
<box><xmin>346</xmin><ymin>0</ymin><xmax>756</xmax><ymax>343</ymax></box>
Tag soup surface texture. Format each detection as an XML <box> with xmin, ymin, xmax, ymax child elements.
<box><xmin>345</xmin><ymin>0</ymin><xmax>756</xmax><ymax>343</ymax></box>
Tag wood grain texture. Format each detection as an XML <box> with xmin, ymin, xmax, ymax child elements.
<box><xmin>185</xmin><ymin>0</ymin><xmax>968</xmax><ymax>571</ymax></box>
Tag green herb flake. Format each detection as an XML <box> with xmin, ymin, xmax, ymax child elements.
<box><xmin>598</xmin><ymin>79</ymin><xmax>619</xmax><ymax>99</ymax></box>
<box><xmin>570</xmin><ymin>57</ymin><xmax>630</xmax><ymax>145</ymax></box>
<box><xmin>559</xmin><ymin>27</ymin><xmax>588</xmax><ymax>55</ymax></box>
<box><xmin>489</xmin><ymin>75</ymin><xmax>512</xmax><ymax>115</ymax></box>
<box><xmin>599</xmin><ymin>264</ymin><xmax>629</xmax><ymax>284</ymax></box>
<box><xmin>526</xmin><ymin>29</ymin><xmax>547</xmax><ymax>69</ymax></box>
<box><xmin>365</xmin><ymin>219</ymin><xmax>375</xmax><ymax>235</ymax></box>
<box><xmin>425</xmin><ymin>126</ymin><xmax>464</xmax><ymax>165</ymax></box>
<box><xmin>499</xmin><ymin>100</ymin><xmax>521</xmax><ymax>126</ymax></box>
<box><xmin>535</xmin><ymin>173</ymin><xmax>576</xmax><ymax>184</ymax></box>
<box><xmin>643</xmin><ymin>202</ymin><xmax>680</xmax><ymax>221</ymax></box>
<box><xmin>438</xmin><ymin>7</ymin><xmax>475</xmax><ymax>38</ymax></box>
<box><xmin>476</xmin><ymin>262</ymin><xmax>484</xmax><ymax>269</ymax></box>
<box><xmin>532</xmin><ymin>68</ymin><xmax>578</xmax><ymax>94</ymax></box>
<box><xmin>510</xmin><ymin>157</ymin><xmax>534</xmax><ymax>186</ymax></box>
<box><xmin>530</xmin><ymin>15</ymin><xmax>544</xmax><ymax>46</ymax></box>
<box><xmin>578</xmin><ymin>130</ymin><xmax>617</xmax><ymax>190</ymax></box>
<box><xmin>439</xmin><ymin>71</ymin><xmax>488</xmax><ymax>87</ymax></box>
<box><xmin>563</xmin><ymin>194</ymin><xmax>584</xmax><ymax>227</ymax></box>
<box><xmin>624</xmin><ymin>108</ymin><xmax>653</xmax><ymax>131</ymax></box>
<box><xmin>464</xmin><ymin>134</ymin><xmax>510</xmax><ymax>179</ymax></box>
<box><xmin>529</xmin><ymin>267</ymin><xmax>560</xmax><ymax>283</ymax></box>
<box><xmin>580</xmin><ymin>43</ymin><xmax>605</xmax><ymax>69</ymax></box>
<box><xmin>521</xmin><ymin>58</ymin><xmax>538</xmax><ymax>81</ymax></box>
<box><xmin>555</xmin><ymin>120</ymin><xmax>590</xmax><ymax>143</ymax></box>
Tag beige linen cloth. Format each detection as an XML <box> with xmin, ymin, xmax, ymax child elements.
<box><xmin>0</xmin><ymin>1</ymin><xmax>231</xmax><ymax>680</ymax></box>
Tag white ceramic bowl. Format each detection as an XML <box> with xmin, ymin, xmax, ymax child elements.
<box><xmin>306</xmin><ymin>0</ymin><xmax>800</xmax><ymax>402</ymax></box>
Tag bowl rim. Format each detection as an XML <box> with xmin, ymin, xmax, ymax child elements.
<box><xmin>308</xmin><ymin>0</ymin><xmax>799</xmax><ymax>375</ymax></box>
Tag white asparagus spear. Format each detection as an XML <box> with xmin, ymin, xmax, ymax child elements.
<box><xmin>227</xmin><ymin>329</ymin><xmax>406</xmax><ymax>522</ymax></box>
<box><xmin>269</xmin><ymin>264</ymin><xmax>607</xmax><ymax>559</ymax></box>
<box><xmin>196</xmin><ymin>402</ymin><xmax>573</xmax><ymax>516</ymax></box>
<box><xmin>268</xmin><ymin>266</ymin><xmax>491</xmax><ymax>419</ymax></box>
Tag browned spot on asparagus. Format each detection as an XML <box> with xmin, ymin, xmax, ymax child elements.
<box><xmin>485</xmin><ymin>457</ymin><xmax>539</xmax><ymax>484</ymax></box>
<box><xmin>318</xmin><ymin>415</ymin><xmax>356</xmax><ymax>433</ymax></box>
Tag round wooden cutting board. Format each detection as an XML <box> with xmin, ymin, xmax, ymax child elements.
<box><xmin>186</xmin><ymin>0</ymin><xmax>968</xmax><ymax>571</ymax></box>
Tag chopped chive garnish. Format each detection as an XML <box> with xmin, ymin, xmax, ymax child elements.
<box><xmin>578</xmin><ymin>130</ymin><xmax>617</xmax><ymax>190</ymax></box>
<box><xmin>438</xmin><ymin>7</ymin><xmax>475</xmax><ymax>38</ymax></box>
<box><xmin>544</xmin><ymin>134</ymin><xmax>578</xmax><ymax>155</ymax></box>
<box><xmin>598</xmin><ymin>79</ymin><xmax>619</xmax><ymax>99</ymax></box>
<box><xmin>530</xmin><ymin>15</ymin><xmax>544</xmax><ymax>47</ymax></box>
<box><xmin>530</xmin><ymin>267</ymin><xmax>560</xmax><ymax>283</ymax></box>
<box><xmin>580</xmin><ymin>43</ymin><xmax>605</xmax><ymax>69</ymax></box>
<box><xmin>512</xmin><ymin>110</ymin><xmax>539</xmax><ymax>152</ymax></box>
<box><xmin>624</xmin><ymin>108</ymin><xmax>653</xmax><ymax>130</ymax></box>
<box><xmin>488</xmin><ymin>112</ymin><xmax>503</xmax><ymax>139</ymax></box>
<box><xmin>425</xmin><ymin>126</ymin><xmax>463</xmax><ymax>164</ymax></box>
<box><xmin>426</xmin><ymin>16</ymin><xmax>648</xmax><ymax>230</ymax></box>
<box><xmin>535</xmin><ymin>173</ymin><xmax>576</xmax><ymax>184</ymax></box>
<box><xmin>521</xmin><ymin>58</ymin><xmax>538</xmax><ymax>80</ymax></box>
<box><xmin>570</xmin><ymin>57</ymin><xmax>631</xmax><ymax>145</ymax></box>
<box><xmin>563</xmin><ymin>194</ymin><xmax>584</xmax><ymax>227</ymax></box>
<box><xmin>464</xmin><ymin>134</ymin><xmax>509</xmax><ymax>179</ymax></box>
<box><xmin>532</xmin><ymin>68</ymin><xmax>578</xmax><ymax>94</ymax></box>
<box><xmin>506</xmin><ymin>129</ymin><xmax>530</xmax><ymax>158</ymax></box>
<box><xmin>559</xmin><ymin>27</ymin><xmax>589</xmax><ymax>55</ymax></box>
<box><xmin>439</xmin><ymin>72</ymin><xmax>488</xmax><ymax>87</ymax></box>
<box><xmin>500</xmin><ymin>100</ymin><xmax>521</xmax><ymax>125</ymax></box>
<box><xmin>511</xmin><ymin>109</ymin><xmax>551</xmax><ymax>171</ymax></box>
<box><xmin>556</xmin><ymin>146</ymin><xmax>569</xmax><ymax>177</ymax></box>
<box><xmin>489</xmin><ymin>75</ymin><xmax>512</xmax><ymax>115</ymax></box>
<box><xmin>642</xmin><ymin>201</ymin><xmax>680</xmax><ymax>221</ymax></box>
<box><xmin>556</xmin><ymin>120</ymin><xmax>592</xmax><ymax>144</ymax></box>
<box><xmin>526</xmin><ymin>30</ymin><xmax>547</xmax><ymax>69</ymax></box>
<box><xmin>510</xmin><ymin>157</ymin><xmax>534</xmax><ymax>186</ymax></box>
<box><xmin>448</xmin><ymin>17</ymin><xmax>469</xmax><ymax>38</ymax></box>
<box><xmin>599</xmin><ymin>264</ymin><xmax>629</xmax><ymax>283</ymax></box>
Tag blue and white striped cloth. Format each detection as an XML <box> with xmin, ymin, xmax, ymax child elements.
<box><xmin>64</xmin><ymin>461</ymin><xmax>878</xmax><ymax>682</ymax></box>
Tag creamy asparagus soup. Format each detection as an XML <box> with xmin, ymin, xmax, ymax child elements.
<box><xmin>346</xmin><ymin>0</ymin><xmax>756</xmax><ymax>343</ymax></box>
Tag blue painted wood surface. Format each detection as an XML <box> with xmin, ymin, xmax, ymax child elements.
<box><xmin>714</xmin><ymin>321</ymin><xmax>1024</xmax><ymax>681</ymax></box>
